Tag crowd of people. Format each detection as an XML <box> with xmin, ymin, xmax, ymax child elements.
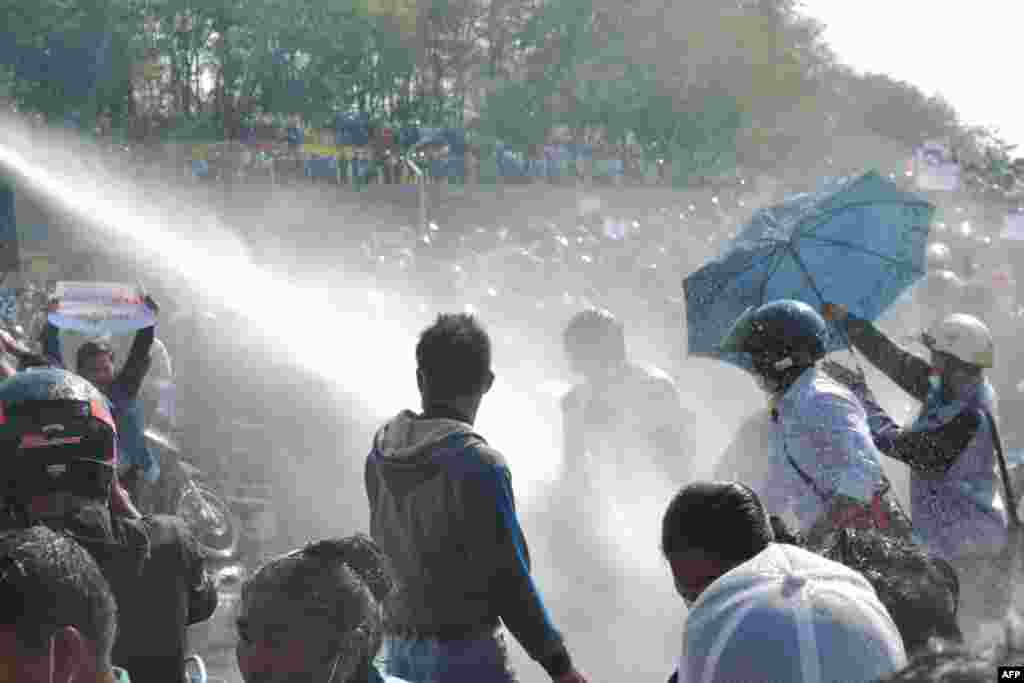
<box><xmin>4</xmin><ymin>161</ymin><xmax>1024</xmax><ymax>682</ymax></box>
<box><xmin>0</xmin><ymin>289</ymin><xmax>1022</xmax><ymax>682</ymax></box>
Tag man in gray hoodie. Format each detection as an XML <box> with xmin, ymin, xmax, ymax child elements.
<box><xmin>366</xmin><ymin>313</ymin><xmax>588</xmax><ymax>683</ymax></box>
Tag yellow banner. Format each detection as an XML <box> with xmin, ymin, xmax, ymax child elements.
<box><xmin>302</xmin><ymin>143</ymin><xmax>339</xmax><ymax>157</ymax></box>
<box><xmin>28</xmin><ymin>256</ymin><xmax>51</xmax><ymax>276</ymax></box>
<box><xmin>365</xmin><ymin>0</ymin><xmax>417</xmax><ymax>35</ymax></box>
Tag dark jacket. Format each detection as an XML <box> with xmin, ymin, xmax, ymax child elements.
<box><xmin>365</xmin><ymin>409</ymin><xmax>572</xmax><ymax>678</ymax></box>
<box><xmin>62</xmin><ymin>509</ymin><xmax>217</xmax><ymax>683</ymax></box>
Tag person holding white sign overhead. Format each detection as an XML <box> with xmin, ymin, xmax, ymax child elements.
<box><xmin>40</xmin><ymin>289</ymin><xmax>160</xmax><ymax>511</ymax></box>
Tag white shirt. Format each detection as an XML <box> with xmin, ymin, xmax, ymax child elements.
<box><xmin>761</xmin><ymin>366</ymin><xmax>887</xmax><ymax>532</ymax></box>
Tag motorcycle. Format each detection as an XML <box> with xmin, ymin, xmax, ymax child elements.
<box><xmin>144</xmin><ymin>428</ymin><xmax>240</xmax><ymax>561</ymax></box>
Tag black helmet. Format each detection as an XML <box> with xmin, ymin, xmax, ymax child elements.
<box><xmin>0</xmin><ymin>369</ymin><xmax>118</xmax><ymax>510</ymax></box>
<box><xmin>720</xmin><ymin>300</ymin><xmax>828</xmax><ymax>358</ymax></box>
<box><xmin>563</xmin><ymin>307</ymin><xmax>626</xmax><ymax>365</ymax></box>
<box><xmin>720</xmin><ymin>300</ymin><xmax>828</xmax><ymax>391</ymax></box>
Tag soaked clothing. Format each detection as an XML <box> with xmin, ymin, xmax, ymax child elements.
<box><xmin>845</xmin><ymin>317</ymin><xmax>1008</xmax><ymax>561</ymax></box>
<box><xmin>16</xmin><ymin>508</ymin><xmax>217</xmax><ymax>683</ymax></box>
<box><xmin>366</xmin><ymin>410</ymin><xmax>571</xmax><ymax>680</ymax></box>
<box><xmin>42</xmin><ymin>322</ymin><xmax>158</xmax><ymax>483</ymax></box>
<box><xmin>713</xmin><ymin>408</ymin><xmax>774</xmax><ymax>496</ymax></box>
<box><xmin>561</xmin><ymin>362</ymin><xmax>696</xmax><ymax>483</ymax></box>
<box><xmin>761</xmin><ymin>366</ymin><xmax>910</xmax><ymax>545</ymax></box>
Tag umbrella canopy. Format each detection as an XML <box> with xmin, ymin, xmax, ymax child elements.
<box><xmin>683</xmin><ymin>171</ymin><xmax>933</xmax><ymax>364</ymax></box>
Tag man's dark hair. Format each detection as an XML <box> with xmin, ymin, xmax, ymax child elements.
<box><xmin>76</xmin><ymin>341</ymin><xmax>115</xmax><ymax>373</ymax></box>
<box><xmin>822</xmin><ymin>528</ymin><xmax>962</xmax><ymax>655</ymax></box>
<box><xmin>661</xmin><ymin>481</ymin><xmax>774</xmax><ymax>565</ymax></box>
<box><xmin>416</xmin><ymin>314</ymin><xmax>491</xmax><ymax>401</ymax></box>
<box><xmin>0</xmin><ymin>525</ymin><xmax>117</xmax><ymax>669</ymax></box>
<box><xmin>241</xmin><ymin>533</ymin><xmax>396</xmax><ymax>682</ymax></box>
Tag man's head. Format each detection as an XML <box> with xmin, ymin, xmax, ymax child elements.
<box><xmin>822</xmin><ymin>528</ymin><xmax>962</xmax><ymax>656</ymax></box>
<box><xmin>415</xmin><ymin>313</ymin><xmax>494</xmax><ymax>412</ymax></box>
<box><xmin>236</xmin><ymin>534</ymin><xmax>395</xmax><ymax>683</ymax></box>
<box><xmin>563</xmin><ymin>308</ymin><xmax>626</xmax><ymax>379</ymax></box>
<box><xmin>0</xmin><ymin>525</ymin><xmax>118</xmax><ymax>683</ymax></box>
<box><xmin>75</xmin><ymin>343</ymin><xmax>115</xmax><ymax>391</ymax></box>
<box><xmin>661</xmin><ymin>481</ymin><xmax>774</xmax><ymax>605</ymax></box>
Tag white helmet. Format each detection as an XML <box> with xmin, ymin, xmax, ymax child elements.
<box><xmin>924</xmin><ymin>313</ymin><xmax>994</xmax><ymax>368</ymax></box>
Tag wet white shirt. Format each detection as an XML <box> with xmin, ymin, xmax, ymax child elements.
<box><xmin>761</xmin><ymin>366</ymin><xmax>887</xmax><ymax>532</ymax></box>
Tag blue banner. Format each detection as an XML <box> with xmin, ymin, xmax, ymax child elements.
<box><xmin>335</xmin><ymin>112</ymin><xmax>370</xmax><ymax>146</ymax></box>
<box><xmin>305</xmin><ymin>158</ymin><xmax>338</xmax><ymax>179</ymax></box>
<box><xmin>352</xmin><ymin>158</ymin><xmax>372</xmax><ymax>178</ymax></box>
<box><xmin>0</xmin><ymin>183</ymin><xmax>19</xmax><ymax>271</ymax></box>
<box><xmin>0</xmin><ymin>288</ymin><xmax>16</xmax><ymax>323</ymax></box>
<box><xmin>430</xmin><ymin>156</ymin><xmax>465</xmax><ymax>178</ymax></box>
<box><xmin>6</xmin><ymin>31</ymin><xmax>113</xmax><ymax>103</ymax></box>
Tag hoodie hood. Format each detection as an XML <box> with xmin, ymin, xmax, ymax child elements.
<box><xmin>372</xmin><ymin>409</ymin><xmax>485</xmax><ymax>463</ymax></box>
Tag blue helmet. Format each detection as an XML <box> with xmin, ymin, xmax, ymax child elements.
<box><xmin>720</xmin><ymin>300</ymin><xmax>829</xmax><ymax>362</ymax></box>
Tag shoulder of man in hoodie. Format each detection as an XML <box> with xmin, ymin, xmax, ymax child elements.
<box><xmin>439</xmin><ymin>429</ymin><xmax>513</xmax><ymax>477</ymax></box>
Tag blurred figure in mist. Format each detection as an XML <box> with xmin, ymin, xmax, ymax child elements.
<box><xmin>140</xmin><ymin>333</ymin><xmax>176</xmax><ymax>431</ymax></box>
<box><xmin>826</xmin><ymin>304</ymin><xmax>1009</xmax><ymax>642</ymax></box>
<box><xmin>553</xmin><ymin>307</ymin><xmax>697</xmax><ymax>603</ymax></box>
<box><xmin>560</xmin><ymin>308</ymin><xmax>696</xmax><ymax>490</ymax></box>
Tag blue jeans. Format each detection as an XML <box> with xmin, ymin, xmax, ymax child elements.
<box><xmin>379</xmin><ymin>628</ymin><xmax>517</xmax><ymax>683</ymax></box>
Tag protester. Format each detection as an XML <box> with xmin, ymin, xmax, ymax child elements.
<box><xmin>366</xmin><ymin>313</ymin><xmax>588</xmax><ymax>683</ymax></box>
<box><xmin>680</xmin><ymin>542</ymin><xmax>907</xmax><ymax>683</ymax></box>
<box><xmin>236</xmin><ymin>534</ymin><xmax>412</xmax><ymax>683</ymax></box>
<box><xmin>41</xmin><ymin>295</ymin><xmax>160</xmax><ymax>510</ymax></box>
<box><xmin>0</xmin><ymin>525</ymin><xmax>128</xmax><ymax>683</ymax></box>
<box><xmin>0</xmin><ymin>367</ymin><xmax>217</xmax><ymax>683</ymax></box>
<box><xmin>820</xmin><ymin>528</ymin><xmax>963</xmax><ymax>655</ymax></box>
<box><xmin>718</xmin><ymin>299</ymin><xmax>912</xmax><ymax>547</ymax></box>
<box><xmin>561</xmin><ymin>307</ymin><xmax>696</xmax><ymax>486</ymax></box>
<box><xmin>824</xmin><ymin>305</ymin><xmax>1009</xmax><ymax>635</ymax></box>
<box><xmin>660</xmin><ymin>481</ymin><xmax>775</xmax><ymax>606</ymax></box>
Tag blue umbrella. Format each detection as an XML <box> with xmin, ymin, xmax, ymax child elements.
<box><xmin>683</xmin><ymin>171</ymin><xmax>934</xmax><ymax>365</ymax></box>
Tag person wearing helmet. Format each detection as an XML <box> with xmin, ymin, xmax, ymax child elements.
<box><xmin>0</xmin><ymin>367</ymin><xmax>217</xmax><ymax>683</ymax></box>
<box><xmin>719</xmin><ymin>300</ymin><xmax>911</xmax><ymax>549</ymax></box>
<box><xmin>561</xmin><ymin>307</ymin><xmax>697</xmax><ymax>487</ymax></box>
<box><xmin>40</xmin><ymin>295</ymin><xmax>159</xmax><ymax>511</ymax></box>
<box><xmin>823</xmin><ymin>304</ymin><xmax>1009</xmax><ymax>636</ymax></box>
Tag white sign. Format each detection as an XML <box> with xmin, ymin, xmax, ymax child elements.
<box><xmin>1003</xmin><ymin>210</ymin><xmax>1024</xmax><ymax>242</ymax></box>
<box><xmin>48</xmin><ymin>282</ymin><xmax>155</xmax><ymax>335</ymax></box>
